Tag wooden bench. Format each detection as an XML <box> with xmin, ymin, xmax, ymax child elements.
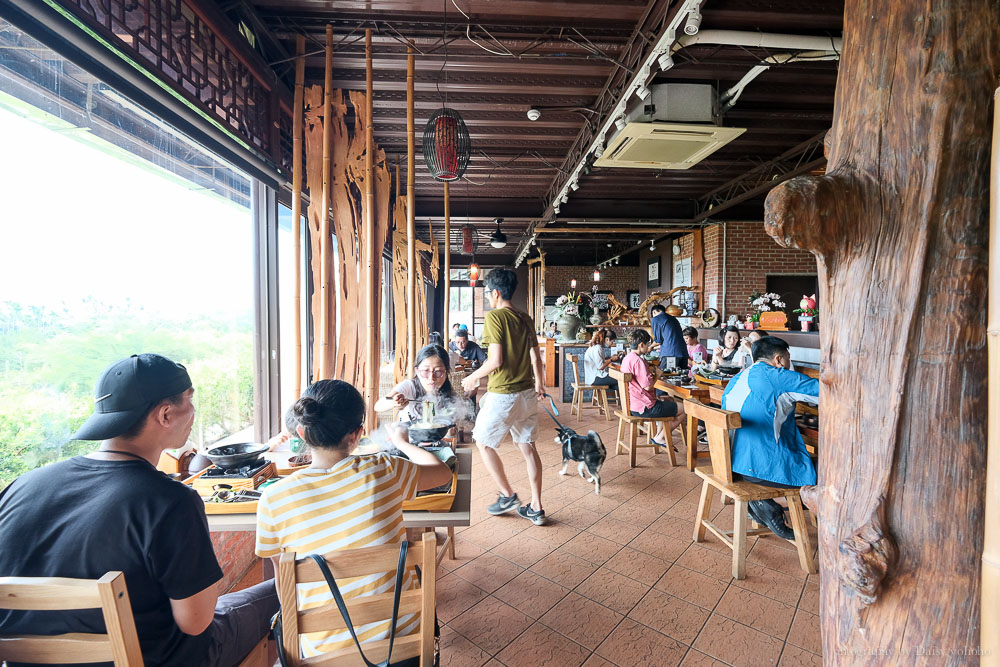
<box><xmin>684</xmin><ymin>400</ymin><xmax>817</xmax><ymax>580</ymax></box>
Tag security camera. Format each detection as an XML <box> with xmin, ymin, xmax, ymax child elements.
<box><xmin>527</xmin><ymin>107</ymin><xmax>541</xmax><ymax>121</ymax></box>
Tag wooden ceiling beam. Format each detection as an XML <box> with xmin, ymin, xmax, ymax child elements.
<box><xmin>320</xmin><ymin>77</ymin><xmax>603</xmax><ymax>95</ymax></box>
<box><xmin>252</xmin><ymin>0</ymin><xmax>647</xmax><ymax>23</ymax></box>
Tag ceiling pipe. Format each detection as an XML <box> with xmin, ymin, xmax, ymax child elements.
<box><xmin>516</xmin><ymin>18</ymin><xmax>844</xmax><ymax>266</ymax></box>
<box><xmin>720</xmin><ymin>51</ymin><xmax>841</xmax><ymax>112</ymax></box>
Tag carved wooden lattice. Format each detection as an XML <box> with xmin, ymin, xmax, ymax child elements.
<box><xmin>58</xmin><ymin>0</ymin><xmax>275</xmax><ymax>157</ymax></box>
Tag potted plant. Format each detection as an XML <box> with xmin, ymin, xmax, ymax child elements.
<box><xmin>747</xmin><ymin>291</ymin><xmax>786</xmax><ymax>329</ymax></box>
<box><xmin>553</xmin><ymin>291</ymin><xmax>593</xmax><ymax>341</ymax></box>
<box><xmin>793</xmin><ymin>294</ymin><xmax>819</xmax><ymax>331</ymax></box>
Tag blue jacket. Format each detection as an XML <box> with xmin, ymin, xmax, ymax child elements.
<box><xmin>721</xmin><ymin>362</ymin><xmax>819</xmax><ymax>486</ymax></box>
<box><xmin>650</xmin><ymin>312</ymin><xmax>686</xmax><ymax>358</ymax></box>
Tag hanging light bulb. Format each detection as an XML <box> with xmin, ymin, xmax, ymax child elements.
<box><xmin>593</xmin><ymin>269</ymin><xmax>601</xmax><ymax>282</ymax></box>
<box><xmin>570</xmin><ymin>278</ymin><xmax>577</xmax><ymax>289</ymax></box>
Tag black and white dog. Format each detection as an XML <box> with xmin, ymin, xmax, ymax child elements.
<box><xmin>554</xmin><ymin>425</ymin><xmax>607</xmax><ymax>495</ymax></box>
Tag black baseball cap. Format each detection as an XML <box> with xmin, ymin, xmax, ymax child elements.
<box><xmin>72</xmin><ymin>354</ymin><xmax>192</xmax><ymax>441</ymax></box>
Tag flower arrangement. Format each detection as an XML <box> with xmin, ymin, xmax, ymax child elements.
<box><xmin>747</xmin><ymin>291</ymin><xmax>786</xmax><ymax>322</ymax></box>
<box><xmin>554</xmin><ymin>291</ymin><xmax>594</xmax><ymax>322</ymax></box>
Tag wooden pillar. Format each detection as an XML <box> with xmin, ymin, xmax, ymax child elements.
<box><xmin>406</xmin><ymin>46</ymin><xmax>416</xmax><ymax>360</ymax></box>
<box><xmin>318</xmin><ymin>24</ymin><xmax>334</xmax><ymax>380</ymax></box>
<box><xmin>443</xmin><ymin>181</ymin><xmax>451</xmax><ymax>338</ymax></box>
<box><xmin>363</xmin><ymin>29</ymin><xmax>377</xmax><ymax>429</ymax></box>
<box><xmin>764</xmin><ymin>0</ymin><xmax>997</xmax><ymax>658</ymax></box>
<box><xmin>984</xmin><ymin>85</ymin><xmax>1000</xmax><ymax>664</ymax></box>
<box><xmin>291</xmin><ymin>35</ymin><xmax>305</xmax><ymax>396</ymax></box>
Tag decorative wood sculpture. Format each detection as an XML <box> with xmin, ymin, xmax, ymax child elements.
<box><xmin>603</xmin><ymin>294</ymin><xmax>641</xmax><ymax>326</ymax></box>
<box><xmin>319</xmin><ymin>25</ymin><xmax>334</xmax><ymax>379</ymax></box>
<box><xmin>291</xmin><ymin>35</ymin><xmax>305</xmax><ymax>397</ymax></box>
<box><xmin>764</xmin><ymin>0</ymin><xmax>997</xmax><ymax>657</ymax></box>
<box><xmin>637</xmin><ymin>287</ymin><xmax>693</xmax><ymax>323</ymax></box>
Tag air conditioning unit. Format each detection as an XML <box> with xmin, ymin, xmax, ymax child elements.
<box><xmin>595</xmin><ymin>84</ymin><xmax>746</xmax><ymax>169</ymax></box>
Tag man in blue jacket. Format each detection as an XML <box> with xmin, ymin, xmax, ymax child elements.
<box><xmin>650</xmin><ymin>303</ymin><xmax>687</xmax><ymax>370</ymax></box>
<box><xmin>721</xmin><ymin>336</ymin><xmax>818</xmax><ymax>539</ymax></box>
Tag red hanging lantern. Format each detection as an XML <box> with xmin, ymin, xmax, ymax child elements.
<box><xmin>462</xmin><ymin>225</ymin><xmax>476</xmax><ymax>254</ymax></box>
<box><xmin>469</xmin><ymin>263</ymin><xmax>480</xmax><ymax>284</ymax></box>
<box><xmin>423</xmin><ymin>108</ymin><xmax>471</xmax><ymax>182</ymax></box>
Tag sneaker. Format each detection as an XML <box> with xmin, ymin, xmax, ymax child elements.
<box><xmin>517</xmin><ymin>505</ymin><xmax>547</xmax><ymax>526</ymax></box>
<box><xmin>748</xmin><ymin>499</ymin><xmax>795</xmax><ymax>540</ymax></box>
<box><xmin>487</xmin><ymin>493</ymin><xmax>521</xmax><ymax>515</ymax></box>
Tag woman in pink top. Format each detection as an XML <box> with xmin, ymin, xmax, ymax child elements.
<box><xmin>682</xmin><ymin>326</ymin><xmax>708</xmax><ymax>364</ymax></box>
<box><xmin>621</xmin><ymin>329</ymin><xmax>685</xmax><ymax>447</ymax></box>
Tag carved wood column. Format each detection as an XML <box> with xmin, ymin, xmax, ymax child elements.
<box><xmin>764</xmin><ymin>0</ymin><xmax>998</xmax><ymax>658</ymax></box>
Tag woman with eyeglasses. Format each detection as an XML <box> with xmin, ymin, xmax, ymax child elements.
<box><xmin>375</xmin><ymin>344</ymin><xmax>460</xmax><ymax>423</ymax></box>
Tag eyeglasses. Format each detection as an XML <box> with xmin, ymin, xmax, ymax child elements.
<box><xmin>416</xmin><ymin>368</ymin><xmax>448</xmax><ymax>378</ymax></box>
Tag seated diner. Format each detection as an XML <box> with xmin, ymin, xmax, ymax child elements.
<box><xmin>255</xmin><ymin>380</ymin><xmax>451</xmax><ymax>660</ymax></box>
<box><xmin>721</xmin><ymin>336</ymin><xmax>819</xmax><ymax>539</ymax></box>
<box><xmin>711</xmin><ymin>324</ymin><xmax>745</xmax><ymax>370</ymax></box>
<box><xmin>621</xmin><ymin>329</ymin><xmax>685</xmax><ymax>447</ymax></box>
<box><xmin>584</xmin><ymin>328</ymin><xmax>621</xmax><ymax>392</ymax></box>
<box><xmin>376</xmin><ymin>344</ymin><xmax>467</xmax><ymax>425</ymax></box>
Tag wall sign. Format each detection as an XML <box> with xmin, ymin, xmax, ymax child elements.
<box><xmin>647</xmin><ymin>258</ymin><xmax>661</xmax><ymax>288</ymax></box>
<box><xmin>627</xmin><ymin>290</ymin><xmax>641</xmax><ymax>309</ymax></box>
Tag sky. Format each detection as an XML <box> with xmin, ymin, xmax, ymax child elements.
<box><xmin>0</xmin><ymin>103</ymin><xmax>255</xmax><ymax>321</ymax></box>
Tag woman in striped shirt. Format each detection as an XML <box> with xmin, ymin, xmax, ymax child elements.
<box><xmin>255</xmin><ymin>380</ymin><xmax>451</xmax><ymax>659</ymax></box>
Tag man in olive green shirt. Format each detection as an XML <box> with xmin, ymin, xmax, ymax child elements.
<box><xmin>462</xmin><ymin>268</ymin><xmax>548</xmax><ymax>525</ymax></box>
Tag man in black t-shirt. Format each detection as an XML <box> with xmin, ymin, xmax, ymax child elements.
<box><xmin>453</xmin><ymin>329</ymin><xmax>487</xmax><ymax>365</ymax></box>
<box><xmin>0</xmin><ymin>354</ymin><xmax>277</xmax><ymax>667</ymax></box>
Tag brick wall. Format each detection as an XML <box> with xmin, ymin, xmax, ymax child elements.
<box><xmin>543</xmin><ymin>265</ymin><xmax>641</xmax><ymax>301</ymax></box>
<box><xmin>636</xmin><ymin>222</ymin><xmax>816</xmax><ymax>320</ymax></box>
<box><xmin>211</xmin><ymin>530</ymin><xmax>258</xmax><ymax>593</ymax></box>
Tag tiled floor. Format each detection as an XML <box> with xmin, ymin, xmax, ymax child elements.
<box><xmin>435</xmin><ymin>395</ymin><xmax>822</xmax><ymax>667</ymax></box>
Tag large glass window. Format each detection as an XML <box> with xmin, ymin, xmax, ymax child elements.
<box><xmin>0</xmin><ymin>22</ymin><xmax>256</xmax><ymax>485</ymax></box>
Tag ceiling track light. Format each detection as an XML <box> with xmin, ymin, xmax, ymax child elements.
<box><xmin>657</xmin><ymin>51</ymin><xmax>674</xmax><ymax>71</ymax></box>
<box><xmin>570</xmin><ymin>180</ymin><xmax>580</xmax><ymax>191</ymax></box>
<box><xmin>614</xmin><ymin>115</ymin><xmax>627</xmax><ymax>132</ymax></box>
<box><xmin>560</xmin><ymin>194</ymin><xmax>569</xmax><ymax>204</ymax></box>
<box><xmin>684</xmin><ymin>10</ymin><xmax>702</xmax><ymax>35</ymax></box>
<box><xmin>553</xmin><ymin>203</ymin><xmax>561</xmax><ymax>214</ymax></box>
<box><xmin>636</xmin><ymin>84</ymin><xmax>651</xmax><ymax>101</ymax></box>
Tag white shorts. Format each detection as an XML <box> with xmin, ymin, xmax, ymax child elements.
<box><xmin>472</xmin><ymin>388</ymin><xmax>539</xmax><ymax>449</ymax></box>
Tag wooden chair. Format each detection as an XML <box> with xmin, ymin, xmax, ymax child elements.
<box><xmin>0</xmin><ymin>571</ymin><xmax>143</xmax><ymax>666</ymax></box>
<box><xmin>277</xmin><ymin>532</ymin><xmax>437</xmax><ymax>666</ymax></box>
<box><xmin>568</xmin><ymin>354</ymin><xmax>614</xmax><ymax>421</ymax></box>
<box><xmin>608</xmin><ymin>368</ymin><xmax>680</xmax><ymax>468</ymax></box>
<box><xmin>684</xmin><ymin>400</ymin><xmax>817</xmax><ymax>580</ymax></box>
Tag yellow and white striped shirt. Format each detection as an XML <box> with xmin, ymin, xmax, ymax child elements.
<box><xmin>255</xmin><ymin>454</ymin><xmax>420</xmax><ymax>658</ymax></box>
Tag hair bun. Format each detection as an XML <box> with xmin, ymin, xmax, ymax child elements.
<box><xmin>293</xmin><ymin>396</ymin><xmax>325</xmax><ymax>426</ymax></box>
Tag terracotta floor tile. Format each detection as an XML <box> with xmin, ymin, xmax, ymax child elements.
<box><xmin>786</xmin><ymin>609</ymin><xmax>822</xmax><ymax>656</ymax></box>
<box><xmin>439</xmin><ymin>623</ymin><xmax>491</xmax><ymax>667</ymax></box>
<box><xmin>730</xmin><ymin>563</ymin><xmax>806</xmax><ymax>606</ymax></box>
<box><xmin>539</xmin><ymin>591</ymin><xmax>624</xmax><ymax>650</ymax></box>
<box><xmin>681</xmin><ymin>649</ymin><xmax>730</xmax><ymax>666</ymax></box>
<box><xmin>582</xmin><ymin>654</ymin><xmax>617</xmax><ymax>667</ymax></box>
<box><xmin>605</xmin><ymin>502</ymin><xmax>667</xmax><ymax>528</ymax></box>
<box><xmin>628</xmin><ymin>587</ymin><xmax>710</xmax><ymax>645</ymax></box>
<box><xmin>440</xmin><ymin>540</ymin><xmax>486</xmax><ymax>572</ymax></box>
<box><xmin>452</xmin><ymin>552</ymin><xmax>524</xmax><ymax>593</ymax></box>
<box><xmin>714</xmin><ymin>586</ymin><xmax>796</xmax><ymax>639</ymax></box>
<box><xmin>747</xmin><ymin>539</ymin><xmax>809</xmax><ymax>580</ymax></box>
<box><xmin>675</xmin><ymin>544</ymin><xmax>736</xmax><ymax>582</ymax></box>
<box><xmin>550</xmin><ymin>504</ymin><xmax>606</xmax><ymax>530</ymax></box>
<box><xmin>572</xmin><ymin>490</ymin><xmax>624</xmax><ymax>515</ymax></box>
<box><xmin>778</xmin><ymin>644</ymin><xmax>824</xmax><ymax>666</ymax></box>
<box><xmin>530</xmin><ymin>548</ymin><xmax>600</xmax><ymax>589</ymax></box>
<box><xmin>436</xmin><ymin>573</ymin><xmax>490</xmax><ymax>624</ymax></box>
<box><xmin>495</xmin><ymin>622</ymin><xmax>591</xmax><ymax>667</ymax></box>
<box><xmin>666</xmin><ymin>499</ymin><xmax>704</xmax><ymax>521</ymax></box>
<box><xmin>603</xmin><ymin>546</ymin><xmax>671</xmax><ymax>586</ymax></box>
<box><xmin>448</xmin><ymin>595</ymin><xmax>532</xmax><ymax>655</ymax></box>
<box><xmin>490</xmin><ymin>533</ymin><xmax>555</xmax><ymax>568</ymax></box>
<box><xmin>493</xmin><ymin>570</ymin><xmax>569</xmax><ymax>619</ymax></box>
<box><xmin>561</xmin><ymin>532</ymin><xmax>624</xmax><ymax>565</ymax></box>
<box><xmin>595</xmin><ymin>617</ymin><xmax>687</xmax><ymax>667</ymax></box>
<box><xmin>586</xmin><ymin>516</ymin><xmax>646</xmax><ymax>545</ymax></box>
<box><xmin>484</xmin><ymin>659</ymin><xmax>504</xmax><ymax>666</ymax></box>
<box><xmin>647</xmin><ymin>514</ymin><xmax>695</xmax><ymax>541</ymax></box>
<box><xmin>575</xmin><ymin>567</ymin><xmax>650</xmax><ymax>615</ymax></box>
<box><xmin>692</xmin><ymin>614</ymin><xmax>784</xmax><ymax>667</ymax></box>
<box><xmin>798</xmin><ymin>581</ymin><xmax>820</xmax><ymax>615</ymax></box>
<box><xmin>530</xmin><ymin>521</ymin><xmax>582</xmax><ymax>549</ymax></box>
<box><xmin>628</xmin><ymin>527</ymin><xmax>691</xmax><ymax>562</ymax></box>
<box><xmin>654</xmin><ymin>564</ymin><xmax>730</xmax><ymax>611</ymax></box>
<box><xmin>459</xmin><ymin>518</ymin><xmax>527</xmax><ymax>551</ymax></box>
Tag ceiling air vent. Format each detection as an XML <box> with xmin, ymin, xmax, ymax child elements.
<box><xmin>594</xmin><ymin>122</ymin><xmax>746</xmax><ymax>170</ymax></box>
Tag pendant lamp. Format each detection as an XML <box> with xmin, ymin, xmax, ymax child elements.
<box><xmin>469</xmin><ymin>262</ymin><xmax>480</xmax><ymax>287</ymax></box>
<box><xmin>423</xmin><ymin>108</ymin><xmax>471</xmax><ymax>181</ymax></box>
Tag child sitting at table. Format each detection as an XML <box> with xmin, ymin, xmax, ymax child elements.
<box><xmin>621</xmin><ymin>329</ymin><xmax>685</xmax><ymax>447</ymax></box>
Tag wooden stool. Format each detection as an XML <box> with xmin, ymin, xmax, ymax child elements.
<box><xmin>684</xmin><ymin>400</ymin><xmax>817</xmax><ymax>580</ymax></box>
<box><xmin>568</xmin><ymin>354</ymin><xmax>613</xmax><ymax>422</ymax></box>
<box><xmin>609</xmin><ymin>368</ymin><xmax>680</xmax><ymax>468</ymax></box>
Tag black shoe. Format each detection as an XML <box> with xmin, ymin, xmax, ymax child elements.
<box><xmin>516</xmin><ymin>505</ymin><xmax>547</xmax><ymax>526</ymax></box>
<box><xmin>487</xmin><ymin>493</ymin><xmax>521</xmax><ymax>515</ymax></box>
<box><xmin>747</xmin><ymin>502</ymin><xmax>766</xmax><ymax>525</ymax></box>
<box><xmin>748</xmin><ymin>500</ymin><xmax>795</xmax><ymax>540</ymax></box>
